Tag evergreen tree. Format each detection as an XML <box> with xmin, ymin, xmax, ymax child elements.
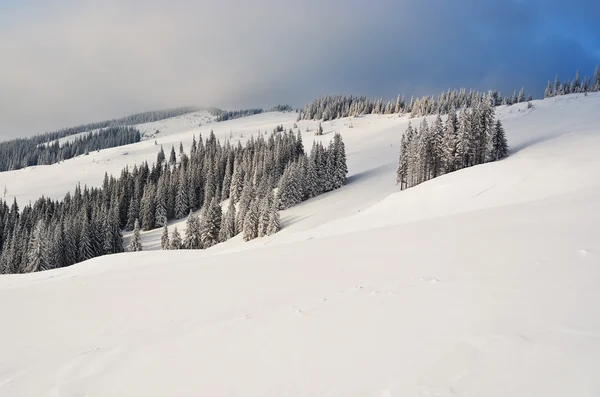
<box><xmin>490</xmin><ymin>120</ymin><xmax>509</xmax><ymax>161</ymax></box>
<box><xmin>141</xmin><ymin>183</ymin><xmax>156</xmax><ymax>231</ymax></box>
<box><xmin>170</xmin><ymin>227</ymin><xmax>182</xmax><ymax>250</ymax></box>
<box><xmin>229</xmin><ymin>161</ymin><xmax>244</xmax><ymax>203</ymax></box>
<box><xmin>219</xmin><ymin>199</ymin><xmax>237</xmax><ymax>242</ymax></box>
<box><xmin>175</xmin><ymin>170</ymin><xmax>190</xmax><ymax>219</ymax></box>
<box><xmin>544</xmin><ymin>80</ymin><xmax>554</xmax><ymax>98</ymax></box>
<box><xmin>129</xmin><ymin>219</ymin><xmax>142</xmax><ymax>252</ymax></box>
<box><xmin>26</xmin><ymin>220</ymin><xmax>47</xmax><ymax>272</ymax></box>
<box><xmin>441</xmin><ymin>110</ymin><xmax>458</xmax><ymax>173</ymax></box>
<box><xmin>266</xmin><ymin>191</ymin><xmax>281</xmax><ymax>236</ymax></box>
<box><xmin>155</xmin><ymin>175</ymin><xmax>168</xmax><ymax>227</ymax></box>
<box><xmin>594</xmin><ymin>65</ymin><xmax>600</xmax><ymax>92</ymax></box>
<box><xmin>169</xmin><ymin>145</ymin><xmax>177</xmax><ymax>164</ymax></box>
<box><xmin>160</xmin><ymin>224</ymin><xmax>170</xmax><ymax>250</ymax></box>
<box><xmin>200</xmin><ymin>198</ymin><xmax>222</xmax><ymax>248</ymax></box>
<box><xmin>79</xmin><ymin>216</ymin><xmax>95</xmax><ymax>261</ymax></box>
<box><xmin>243</xmin><ymin>200</ymin><xmax>259</xmax><ymax>241</ymax></box>
<box><xmin>184</xmin><ymin>211</ymin><xmax>202</xmax><ymax>249</ymax></box>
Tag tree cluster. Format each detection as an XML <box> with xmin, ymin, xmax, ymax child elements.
<box><xmin>0</xmin><ymin>184</ymin><xmax>123</xmax><ymax>274</ymax></box>
<box><xmin>0</xmin><ymin>126</ymin><xmax>348</xmax><ymax>273</ymax></box>
<box><xmin>396</xmin><ymin>95</ymin><xmax>508</xmax><ymax>190</ymax></box>
<box><xmin>0</xmin><ymin>126</ymin><xmax>140</xmax><ymax>172</ymax></box>
<box><xmin>544</xmin><ymin>66</ymin><xmax>600</xmax><ymax>98</ymax></box>
<box><xmin>298</xmin><ymin>87</ymin><xmax>530</xmax><ymax>121</ymax></box>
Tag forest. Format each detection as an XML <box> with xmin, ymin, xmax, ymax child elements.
<box><xmin>397</xmin><ymin>94</ymin><xmax>508</xmax><ymax>190</ymax></box>
<box><xmin>0</xmin><ymin>127</ymin><xmax>348</xmax><ymax>273</ymax></box>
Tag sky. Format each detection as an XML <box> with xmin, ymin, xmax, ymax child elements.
<box><xmin>0</xmin><ymin>0</ymin><xmax>599</xmax><ymax>139</ymax></box>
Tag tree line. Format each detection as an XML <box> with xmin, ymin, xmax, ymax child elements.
<box><xmin>0</xmin><ymin>126</ymin><xmax>141</xmax><ymax>172</ymax></box>
<box><xmin>544</xmin><ymin>66</ymin><xmax>600</xmax><ymax>98</ymax></box>
<box><xmin>0</xmin><ymin>127</ymin><xmax>348</xmax><ymax>273</ymax></box>
<box><xmin>396</xmin><ymin>94</ymin><xmax>508</xmax><ymax>190</ymax></box>
<box><xmin>0</xmin><ymin>106</ymin><xmax>203</xmax><ymax>172</ymax></box>
<box><xmin>298</xmin><ymin>86</ymin><xmax>531</xmax><ymax>122</ymax></box>
<box><xmin>211</xmin><ymin>105</ymin><xmax>294</xmax><ymax>122</ymax></box>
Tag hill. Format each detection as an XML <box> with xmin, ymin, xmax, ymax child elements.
<box><xmin>0</xmin><ymin>93</ymin><xmax>599</xmax><ymax>396</ymax></box>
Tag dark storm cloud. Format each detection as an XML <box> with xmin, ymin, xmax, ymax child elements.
<box><xmin>0</xmin><ymin>0</ymin><xmax>598</xmax><ymax>138</ymax></box>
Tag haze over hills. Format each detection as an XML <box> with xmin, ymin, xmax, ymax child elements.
<box><xmin>1</xmin><ymin>91</ymin><xmax>600</xmax><ymax>396</ymax></box>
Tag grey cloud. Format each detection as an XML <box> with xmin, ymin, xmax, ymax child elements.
<box><xmin>0</xmin><ymin>0</ymin><xmax>598</xmax><ymax>138</ymax></box>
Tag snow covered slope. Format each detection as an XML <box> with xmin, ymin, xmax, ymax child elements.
<box><xmin>1</xmin><ymin>93</ymin><xmax>600</xmax><ymax>396</ymax></box>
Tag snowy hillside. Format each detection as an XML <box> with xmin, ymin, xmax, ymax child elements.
<box><xmin>1</xmin><ymin>93</ymin><xmax>600</xmax><ymax>396</ymax></box>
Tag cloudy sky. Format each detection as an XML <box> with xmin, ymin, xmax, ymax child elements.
<box><xmin>1</xmin><ymin>0</ymin><xmax>599</xmax><ymax>138</ymax></box>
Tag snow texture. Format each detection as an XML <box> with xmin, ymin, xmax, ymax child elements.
<box><xmin>1</xmin><ymin>93</ymin><xmax>600</xmax><ymax>396</ymax></box>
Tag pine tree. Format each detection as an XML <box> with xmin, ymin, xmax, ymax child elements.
<box><xmin>141</xmin><ymin>183</ymin><xmax>156</xmax><ymax>231</ymax></box>
<box><xmin>441</xmin><ymin>110</ymin><xmax>458</xmax><ymax>173</ymax></box>
<box><xmin>79</xmin><ymin>216</ymin><xmax>95</xmax><ymax>261</ymax></box>
<box><xmin>170</xmin><ymin>227</ymin><xmax>182</xmax><ymax>250</ymax></box>
<box><xmin>160</xmin><ymin>224</ymin><xmax>170</xmax><ymax>250</ymax></box>
<box><xmin>229</xmin><ymin>161</ymin><xmax>244</xmax><ymax>203</ymax></box>
<box><xmin>26</xmin><ymin>220</ymin><xmax>47</xmax><ymax>272</ymax></box>
<box><xmin>572</xmin><ymin>70</ymin><xmax>581</xmax><ymax>93</ymax></box>
<box><xmin>243</xmin><ymin>200</ymin><xmax>259</xmax><ymax>241</ymax></box>
<box><xmin>155</xmin><ymin>175</ymin><xmax>168</xmax><ymax>227</ymax></box>
<box><xmin>219</xmin><ymin>199</ymin><xmax>237</xmax><ymax>242</ymax></box>
<box><xmin>594</xmin><ymin>65</ymin><xmax>600</xmax><ymax>92</ymax></box>
<box><xmin>316</xmin><ymin>122</ymin><xmax>323</xmax><ymax>136</ymax></box>
<box><xmin>184</xmin><ymin>211</ymin><xmax>202</xmax><ymax>249</ymax></box>
<box><xmin>554</xmin><ymin>75</ymin><xmax>561</xmax><ymax>96</ymax></box>
<box><xmin>200</xmin><ymin>198</ymin><xmax>222</xmax><ymax>248</ymax></box>
<box><xmin>544</xmin><ymin>80</ymin><xmax>554</xmax><ymax>98</ymax></box>
<box><xmin>257</xmin><ymin>194</ymin><xmax>271</xmax><ymax>237</ymax></box>
<box><xmin>125</xmin><ymin>196</ymin><xmax>139</xmax><ymax>231</ymax></box>
<box><xmin>169</xmin><ymin>145</ymin><xmax>177</xmax><ymax>164</ymax></box>
<box><xmin>175</xmin><ymin>169</ymin><xmax>190</xmax><ymax>219</ymax></box>
<box><xmin>333</xmin><ymin>133</ymin><xmax>348</xmax><ymax>188</ymax></box>
<box><xmin>129</xmin><ymin>219</ymin><xmax>142</xmax><ymax>252</ymax></box>
<box><xmin>157</xmin><ymin>145</ymin><xmax>166</xmax><ymax>165</ymax></box>
<box><xmin>517</xmin><ymin>87</ymin><xmax>525</xmax><ymax>103</ymax></box>
<box><xmin>266</xmin><ymin>192</ymin><xmax>281</xmax><ymax>236</ymax></box>
<box><xmin>455</xmin><ymin>108</ymin><xmax>472</xmax><ymax>169</ymax></box>
<box><xmin>490</xmin><ymin>120</ymin><xmax>509</xmax><ymax>161</ymax></box>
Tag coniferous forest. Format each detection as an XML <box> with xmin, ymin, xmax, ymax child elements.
<box><xmin>298</xmin><ymin>86</ymin><xmax>530</xmax><ymax>122</ymax></box>
<box><xmin>544</xmin><ymin>67</ymin><xmax>600</xmax><ymax>98</ymax></box>
<box><xmin>396</xmin><ymin>94</ymin><xmax>508</xmax><ymax>190</ymax></box>
<box><xmin>4</xmin><ymin>67</ymin><xmax>600</xmax><ymax>274</ymax></box>
<box><xmin>0</xmin><ymin>127</ymin><xmax>348</xmax><ymax>274</ymax></box>
<box><xmin>0</xmin><ymin>107</ymin><xmax>201</xmax><ymax>172</ymax></box>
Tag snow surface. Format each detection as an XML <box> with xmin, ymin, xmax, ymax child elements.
<box><xmin>1</xmin><ymin>93</ymin><xmax>600</xmax><ymax>396</ymax></box>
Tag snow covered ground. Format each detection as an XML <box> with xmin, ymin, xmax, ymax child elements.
<box><xmin>1</xmin><ymin>93</ymin><xmax>600</xmax><ymax>396</ymax></box>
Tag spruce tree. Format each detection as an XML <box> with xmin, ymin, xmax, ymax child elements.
<box><xmin>219</xmin><ymin>199</ymin><xmax>237</xmax><ymax>242</ymax></box>
<box><xmin>170</xmin><ymin>227</ymin><xmax>182</xmax><ymax>250</ymax></box>
<box><xmin>200</xmin><ymin>198</ymin><xmax>222</xmax><ymax>248</ymax></box>
<box><xmin>184</xmin><ymin>211</ymin><xmax>202</xmax><ymax>249</ymax></box>
<box><xmin>544</xmin><ymin>81</ymin><xmax>554</xmax><ymax>98</ymax></box>
<box><xmin>243</xmin><ymin>200</ymin><xmax>259</xmax><ymax>241</ymax></box>
<box><xmin>175</xmin><ymin>169</ymin><xmax>190</xmax><ymax>219</ymax></box>
<box><xmin>266</xmin><ymin>196</ymin><xmax>281</xmax><ymax>236</ymax></box>
<box><xmin>79</xmin><ymin>217</ymin><xmax>95</xmax><ymax>261</ymax></box>
<box><xmin>490</xmin><ymin>120</ymin><xmax>509</xmax><ymax>161</ymax></box>
<box><xmin>160</xmin><ymin>224</ymin><xmax>170</xmax><ymax>250</ymax></box>
<box><xmin>155</xmin><ymin>176</ymin><xmax>168</xmax><ymax>227</ymax></box>
<box><xmin>169</xmin><ymin>145</ymin><xmax>177</xmax><ymax>164</ymax></box>
<box><xmin>129</xmin><ymin>219</ymin><xmax>143</xmax><ymax>252</ymax></box>
<box><xmin>26</xmin><ymin>220</ymin><xmax>47</xmax><ymax>272</ymax></box>
<box><xmin>441</xmin><ymin>110</ymin><xmax>458</xmax><ymax>173</ymax></box>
